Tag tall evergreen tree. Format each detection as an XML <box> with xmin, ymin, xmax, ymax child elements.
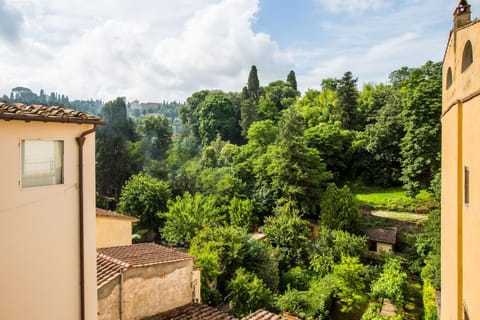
<box><xmin>336</xmin><ymin>71</ymin><xmax>359</xmax><ymax>130</ymax></box>
<box><xmin>247</xmin><ymin>65</ymin><xmax>261</xmax><ymax>103</ymax></box>
<box><xmin>96</xmin><ymin>97</ymin><xmax>137</xmax><ymax>205</ymax></box>
<box><xmin>286</xmin><ymin>70</ymin><xmax>298</xmax><ymax>91</ymax></box>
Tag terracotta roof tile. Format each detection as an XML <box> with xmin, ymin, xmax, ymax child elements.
<box><xmin>96</xmin><ymin>253</ymin><xmax>129</xmax><ymax>288</ymax></box>
<box><xmin>96</xmin><ymin>208</ymin><xmax>138</xmax><ymax>222</ymax></box>
<box><xmin>98</xmin><ymin>243</ymin><xmax>194</xmax><ymax>268</ymax></box>
<box><xmin>0</xmin><ymin>103</ymin><xmax>104</xmax><ymax>124</ymax></box>
<box><xmin>366</xmin><ymin>227</ymin><xmax>397</xmax><ymax>244</ymax></box>
<box><xmin>242</xmin><ymin>310</ymin><xmax>299</xmax><ymax>320</ymax></box>
<box><xmin>97</xmin><ymin>243</ymin><xmax>195</xmax><ymax>288</ymax></box>
<box><xmin>143</xmin><ymin>303</ymin><xmax>238</xmax><ymax>320</ymax></box>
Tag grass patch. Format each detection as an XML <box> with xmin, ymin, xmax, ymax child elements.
<box><xmin>354</xmin><ymin>187</ymin><xmax>438</xmax><ymax>213</ymax></box>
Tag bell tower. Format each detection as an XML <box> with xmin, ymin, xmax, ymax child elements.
<box><xmin>454</xmin><ymin>0</ymin><xmax>472</xmax><ymax>29</ymax></box>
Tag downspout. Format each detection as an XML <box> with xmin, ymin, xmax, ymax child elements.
<box><xmin>77</xmin><ymin>125</ymin><xmax>98</xmax><ymax>320</ymax></box>
<box><xmin>119</xmin><ymin>269</ymin><xmax>124</xmax><ymax>320</ymax></box>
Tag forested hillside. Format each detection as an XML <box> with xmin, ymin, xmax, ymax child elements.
<box><xmin>2</xmin><ymin>62</ymin><xmax>441</xmax><ymax>319</ymax></box>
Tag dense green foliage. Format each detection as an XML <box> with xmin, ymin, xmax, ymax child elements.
<box><xmin>85</xmin><ymin>61</ymin><xmax>443</xmax><ymax>318</ymax></box>
<box><xmin>320</xmin><ymin>184</ymin><xmax>359</xmax><ymax>232</ymax></box>
<box><xmin>117</xmin><ymin>173</ymin><xmax>171</xmax><ymax>235</ymax></box>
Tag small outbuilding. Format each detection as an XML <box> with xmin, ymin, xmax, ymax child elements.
<box><xmin>366</xmin><ymin>227</ymin><xmax>397</xmax><ymax>254</ymax></box>
<box><xmin>97</xmin><ymin>243</ymin><xmax>201</xmax><ymax>320</ymax></box>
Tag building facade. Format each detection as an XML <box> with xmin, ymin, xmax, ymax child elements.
<box><xmin>96</xmin><ymin>208</ymin><xmax>138</xmax><ymax>248</ymax></box>
<box><xmin>0</xmin><ymin>103</ymin><xmax>103</xmax><ymax>320</ymax></box>
<box><xmin>442</xmin><ymin>1</ymin><xmax>480</xmax><ymax>319</ymax></box>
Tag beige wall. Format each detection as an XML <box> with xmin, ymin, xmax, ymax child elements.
<box><xmin>376</xmin><ymin>242</ymin><xmax>393</xmax><ymax>254</ymax></box>
<box><xmin>98</xmin><ymin>260</ymin><xmax>196</xmax><ymax>320</ymax></box>
<box><xmin>96</xmin><ymin>217</ymin><xmax>133</xmax><ymax>248</ymax></box>
<box><xmin>0</xmin><ymin>121</ymin><xmax>98</xmax><ymax>320</ymax></box>
<box><xmin>442</xmin><ymin>20</ymin><xmax>480</xmax><ymax>320</ymax></box>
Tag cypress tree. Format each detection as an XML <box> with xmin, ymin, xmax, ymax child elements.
<box><xmin>286</xmin><ymin>70</ymin><xmax>298</xmax><ymax>91</ymax></box>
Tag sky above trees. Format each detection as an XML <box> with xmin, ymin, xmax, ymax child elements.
<box><xmin>0</xmin><ymin>0</ymin><xmax>472</xmax><ymax>101</ymax></box>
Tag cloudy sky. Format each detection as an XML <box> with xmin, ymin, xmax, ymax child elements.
<box><xmin>0</xmin><ymin>0</ymin><xmax>476</xmax><ymax>102</ymax></box>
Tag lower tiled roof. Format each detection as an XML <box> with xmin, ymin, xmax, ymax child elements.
<box><xmin>98</xmin><ymin>243</ymin><xmax>194</xmax><ymax>267</ymax></box>
<box><xmin>242</xmin><ymin>310</ymin><xmax>296</xmax><ymax>320</ymax></box>
<box><xmin>143</xmin><ymin>303</ymin><xmax>238</xmax><ymax>320</ymax></box>
<box><xmin>97</xmin><ymin>243</ymin><xmax>195</xmax><ymax>288</ymax></box>
<box><xmin>96</xmin><ymin>253</ymin><xmax>129</xmax><ymax>288</ymax></box>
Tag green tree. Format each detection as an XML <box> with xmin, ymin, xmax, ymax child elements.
<box><xmin>336</xmin><ymin>71</ymin><xmax>360</xmax><ymax>130</ymax></box>
<box><xmin>399</xmin><ymin>61</ymin><xmax>442</xmax><ymax>197</ymax></box>
<box><xmin>96</xmin><ymin>97</ymin><xmax>138</xmax><ymax>203</ymax></box>
<box><xmin>304</xmin><ymin>122</ymin><xmax>354</xmax><ymax>184</ymax></box>
<box><xmin>263</xmin><ymin>203</ymin><xmax>312</xmax><ymax>267</ymax></box>
<box><xmin>371</xmin><ymin>256</ymin><xmax>408</xmax><ymax>306</ymax></box>
<box><xmin>258</xmin><ymin>80</ymin><xmax>298</xmax><ymax>121</ymax></box>
<box><xmin>362</xmin><ymin>85</ymin><xmax>404</xmax><ymax>186</ymax></box>
<box><xmin>190</xmin><ymin>226</ymin><xmax>251</xmax><ymax>300</ymax></box>
<box><xmin>287</xmin><ymin>70</ymin><xmax>298</xmax><ymax>91</ymax></box>
<box><xmin>160</xmin><ymin>192</ymin><xmax>224</xmax><ymax>245</ymax></box>
<box><xmin>117</xmin><ymin>173</ymin><xmax>171</xmax><ymax>235</ymax></box>
<box><xmin>309</xmin><ymin>229</ymin><xmax>366</xmax><ymax>276</ymax></box>
<box><xmin>228</xmin><ymin>268</ymin><xmax>273</xmax><ymax>317</ymax></box>
<box><xmin>247</xmin><ymin>65</ymin><xmax>261</xmax><ymax>103</ymax></box>
<box><xmin>267</xmin><ymin>108</ymin><xmax>332</xmax><ymax>215</ymax></box>
<box><xmin>198</xmin><ymin>91</ymin><xmax>241</xmax><ymax>145</ymax></box>
<box><xmin>137</xmin><ymin>114</ymin><xmax>173</xmax><ymax>178</ymax></box>
<box><xmin>320</xmin><ymin>184</ymin><xmax>359</xmax><ymax>233</ymax></box>
<box><xmin>332</xmin><ymin>256</ymin><xmax>368</xmax><ymax>314</ymax></box>
<box><xmin>179</xmin><ymin>90</ymin><xmax>210</xmax><ymax>142</ymax></box>
<box><xmin>227</xmin><ymin>197</ymin><xmax>255</xmax><ymax>230</ymax></box>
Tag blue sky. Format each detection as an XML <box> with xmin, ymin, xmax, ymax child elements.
<box><xmin>0</xmin><ymin>0</ymin><xmax>476</xmax><ymax>102</ymax></box>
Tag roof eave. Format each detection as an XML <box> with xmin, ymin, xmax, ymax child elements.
<box><xmin>0</xmin><ymin>114</ymin><xmax>106</xmax><ymax>125</ymax></box>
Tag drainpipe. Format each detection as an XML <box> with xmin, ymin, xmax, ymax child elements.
<box><xmin>76</xmin><ymin>125</ymin><xmax>97</xmax><ymax>320</ymax></box>
<box><xmin>119</xmin><ymin>269</ymin><xmax>124</xmax><ymax>320</ymax></box>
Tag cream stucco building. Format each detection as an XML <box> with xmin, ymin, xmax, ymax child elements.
<box><xmin>0</xmin><ymin>103</ymin><xmax>104</xmax><ymax>320</ymax></box>
<box><xmin>442</xmin><ymin>1</ymin><xmax>480</xmax><ymax>319</ymax></box>
<box><xmin>96</xmin><ymin>208</ymin><xmax>138</xmax><ymax>248</ymax></box>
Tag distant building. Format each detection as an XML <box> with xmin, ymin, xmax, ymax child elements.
<box><xmin>365</xmin><ymin>227</ymin><xmax>397</xmax><ymax>254</ymax></box>
<box><xmin>0</xmin><ymin>103</ymin><xmax>104</xmax><ymax>320</ymax></box>
<box><xmin>96</xmin><ymin>208</ymin><xmax>138</xmax><ymax>248</ymax></box>
<box><xmin>442</xmin><ymin>1</ymin><xmax>480</xmax><ymax>319</ymax></box>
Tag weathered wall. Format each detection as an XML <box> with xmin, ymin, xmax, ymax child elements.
<box><xmin>96</xmin><ymin>216</ymin><xmax>133</xmax><ymax>248</ymax></box>
<box><xmin>0</xmin><ymin>121</ymin><xmax>98</xmax><ymax>320</ymax></box>
<box><xmin>376</xmin><ymin>242</ymin><xmax>393</xmax><ymax>254</ymax></box>
<box><xmin>442</xmin><ymin>19</ymin><xmax>480</xmax><ymax>320</ymax></box>
<box><xmin>98</xmin><ymin>275</ymin><xmax>121</xmax><ymax>320</ymax></box>
<box><xmin>98</xmin><ymin>260</ymin><xmax>195</xmax><ymax>320</ymax></box>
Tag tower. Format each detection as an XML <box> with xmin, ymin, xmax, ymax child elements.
<box><xmin>442</xmin><ymin>1</ymin><xmax>480</xmax><ymax>319</ymax></box>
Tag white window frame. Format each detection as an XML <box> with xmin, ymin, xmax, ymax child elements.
<box><xmin>21</xmin><ymin>140</ymin><xmax>64</xmax><ymax>188</ymax></box>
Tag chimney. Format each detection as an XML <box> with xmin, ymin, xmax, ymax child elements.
<box><xmin>454</xmin><ymin>0</ymin><xmax>472</xmax><ymax>29</ymax></box>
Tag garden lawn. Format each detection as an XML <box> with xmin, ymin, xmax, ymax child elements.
<box><xmin>354</xmin><ymin>187</ymin><xmax>438</xmax><ymax>213</ymax></box>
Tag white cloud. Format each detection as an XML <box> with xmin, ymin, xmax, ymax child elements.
<box><xmin>315</xmin><ymin>0</ymin><xmax>387</xmax><ymax>13</ymax></box>
<box><xmin>1</xmin><ymin>0</ymin><xmax>292</xmax><ymax>101</ymax></box>
<box><xmin>0</xmin><ymin>0</ymin><xmax>23</xmax><ymax>42</ymax></box>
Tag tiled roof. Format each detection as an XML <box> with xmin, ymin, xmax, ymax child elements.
<box><xmin>98</xmin><ymin>243</ymin><xmax>194</xmax><ymax>268</ymax></box>
<box><xmin>366</xmin><ymin>227</ymin><xmax>397</xmax><ymax>244</ymax></box>
<box><xmin>96</xmin><ymin>208</ymin><xmax>138</xmax><ymax>221</ymax></box>
<box><xmin>242</xmin><ymin>310</ymin><xmax>299</xmax><ymax>320</ymax></box>
<box><xmin>97</xmin><ymin>243</ymin><xmax>194</xmax><ymax>288</ymax></box>
<box><xmin>96</xmin><ymin>253</ymin><xmax>129</xmax><ymax>288</ymax></box>
<box><xmin>143</xmin><ymin>303</ymin><xmax>238</xmax><ymax>320</ymax></box>
<box><xmin>0</xmin><ymin>103</ymin><xmax>104</xmax><ymax>124</ymax></box>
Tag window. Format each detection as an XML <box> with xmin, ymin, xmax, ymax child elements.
<box><xmin>465</xmin><ymin>166</ymin><xmax>470</xmax><ymax>205</ymax></box>
<box><xmin>462</xmin><ymin>41</ymin><xmax>473</xmax><ymax>72</ymax></box>
<box><xmin>446</xmin><ymin>67</ymin><xmax>453</xmax><ymax>89</ymax></box>
<box><xmin>21</xmin><ymin>140</ymin><xmax>64</xmax><ymax>188</ymax></box>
